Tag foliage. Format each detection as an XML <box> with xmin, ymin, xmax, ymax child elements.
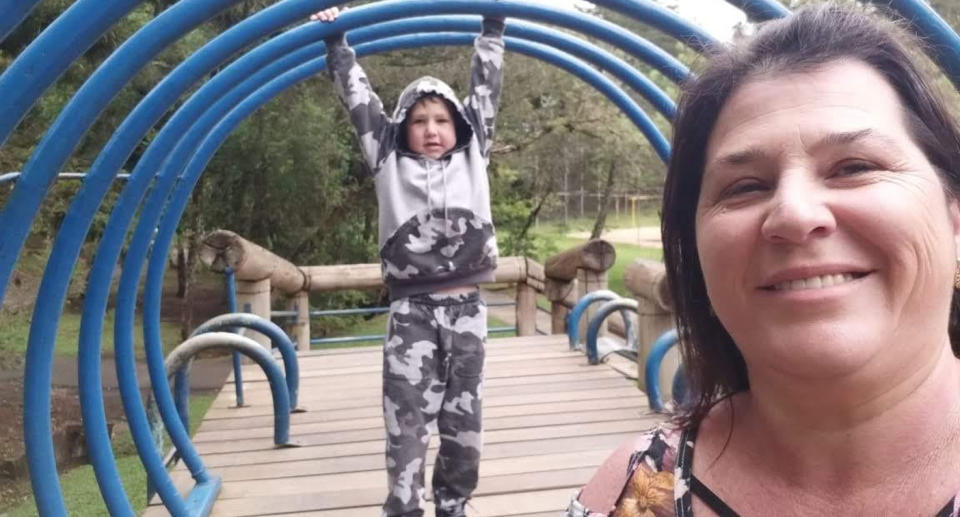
<box><xmin>4</xmin><ymin>394</ymin><xmax>216</xmax><ymax>516</ymax></box>
<box><xmin>4</xmin><ymin>0</ymin><xmax>960</xmax><ymax>320</ymax></box>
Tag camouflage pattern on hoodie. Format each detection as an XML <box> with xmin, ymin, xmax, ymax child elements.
<box><xmin>325</xmin><ymin>18</ymin><xmax>505</xmax><ymax>300</ymax></box>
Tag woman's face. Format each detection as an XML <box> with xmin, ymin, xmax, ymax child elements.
<box><xmin>696</xmin><ymin>59</ymin><xmax>960</xmax><ymax>380</ymax></box>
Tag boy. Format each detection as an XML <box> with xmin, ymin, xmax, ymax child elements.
<box><xmin>312</xmin><ymin>7</ymin><xmax>505</xmax><ymax>517</ymax></box>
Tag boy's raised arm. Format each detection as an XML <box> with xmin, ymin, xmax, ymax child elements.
<box><xmin>325</xmin><ymin>32</ymin><xmax>390</xmax><ymax>171</ymax></box>
<box><xmin>464</xmin><ymin>16</ymin><xmax>506</xmax><ymax>158</ymax></box>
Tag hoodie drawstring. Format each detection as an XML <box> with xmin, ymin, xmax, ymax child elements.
<box><xmin>441</xmin><ymin>159</ymin><xmax>449</xmax><ymax>237</ymax></box>
<box><xmin>425</xmin><ymin>158</ymin><xmax>433</xmax><ymax>219</ymax></box>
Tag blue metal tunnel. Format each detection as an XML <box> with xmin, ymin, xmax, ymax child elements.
<box><xmin>1</xmin><ymin>0</ymin><xmax>958</xmax><ymax>514</ymax></box>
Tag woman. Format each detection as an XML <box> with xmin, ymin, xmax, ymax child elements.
<box><xmin>568</xmin><ymin>4</ymin><xmax>960</xmax><ymax>516</ymax></box>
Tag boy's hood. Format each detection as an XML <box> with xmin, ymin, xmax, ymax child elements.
<box><xmin>393</xmin><ymin>76</ymin><xmax>473</xmax><ymax>151</ymax></box>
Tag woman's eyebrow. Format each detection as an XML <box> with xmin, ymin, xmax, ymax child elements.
<box><xmin>813</xmin><ymin>128</ymin><xmax>900</xmax><ymax>150</ymax></box>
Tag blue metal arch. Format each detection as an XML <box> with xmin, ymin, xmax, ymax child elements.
<box><xmin>2</xmin><ymin>0</ymin><xmax>960</xmax><ymax>515</ymax></box>
<box><xmin>0</xmin><ymin>0</ymin><xmax>704</xmax><ymax>312</ymax></box>
<box><xmin>584</xmin><ymin>298</ymin><xmax>639</xmax><ymax>365</ymax></box>
<box><xmin>136</xmin><ymin>33</ymin><xmax>667</xmax><ymax>393</ymax></box>
<box><xmin>97</xmin><ymin>24</ymin><xmax>671</xmax><ymax>517</ymax></box>
<box><xmin>0</xmin><ymin>0</ymin><xmax>43</xmax><ymax>43</ymax></box>
<box><xmin>9</xmin><ymin>2</ymin><xmax>691</xmax><ymax>513</ymax></box>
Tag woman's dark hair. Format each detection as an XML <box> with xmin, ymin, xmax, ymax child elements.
<box><xmin>661</xmin><ymin>3</ymin><xmax>960</xmax><ymax>428</ymax></box>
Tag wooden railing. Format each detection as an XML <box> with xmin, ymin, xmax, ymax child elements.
<box><xmin>198</xmin><ymin>230</ymin><xmax>619</xmax><ymax>347</ymax></box>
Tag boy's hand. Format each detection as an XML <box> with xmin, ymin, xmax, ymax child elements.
<box><xmin>310</xmin><ymin>7</ymin><xmax>341</xmax><ymax>22</ymax></box>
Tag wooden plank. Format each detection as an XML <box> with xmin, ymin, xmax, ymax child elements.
<box><xmin>228</xmin><ymin>354</ymin><xmax>591</xmax><ymax>386</ymax></box>
<box><xmin>211</xmin><ymin>377</ymin><xmax>634</xmax><ymax>410</ymax></box>
<box><xmin>194</xmin><ymin>417</ymin><xmax>649</xmax><ymax>456</ymax></box>
<box><xmin>228</xmin><ymin>335</ymin><xmax>572</xmax><ymax>378</ymax></box>
<box><xmin>224</xmin><ymin>361</ymin><xmax>604</xmax><ymax>396</ymax></box>
<box><xmin>172</xmin><ymin>431</ymin><xmax>640</xmax><ymax>483</ymax></box>
<box><xmin>203</xmin><ymin>467</ymin><xmax>594</xmax><ymax>516</ymax></box>
<box><xmin>232</xmin><ymin>367</ymin><xmax>623</xmax><ymax>394</ymax></box>
<box><xmin>197</xmin><ymin>395</ymin><xmax>647</xmax><ymax>432</ymax></box>
<box><xmin>204</xmin><ymin>385</ymin><xmax>643</xmax><ymax>420</ymax></box>
<box><xmin>196</xmin><ymin>419</ymin><xmax>653</xmax><ymax>468</ymax></box>
<box><xmin>160</xmin><ymin>332</ymin><xmax>665</xmax><ymax>516</ymax></box>
<box><xmin>193</xmin><ymin>406</ymin><xmax>648</xmax><ymax>446</ymax></box>
<box><xmin>213</xmin><ymin>450</ymin><xmax>609</xmax><ymax>499</ymax></box>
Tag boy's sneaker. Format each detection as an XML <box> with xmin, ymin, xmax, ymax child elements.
<box><xmin>435</xmin><ymin>497</ymin><xmax>468</xmax><ymax>517</ymax></box>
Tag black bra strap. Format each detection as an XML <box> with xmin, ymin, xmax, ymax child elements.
<box><xmin>935</xmin><ymin>497</ymin><xmax>955</xmax><ymax>517</ymax></box>
<box><xmin>690</xmin><ymin>475</ymin><xmax>741</xmax><ymax>517</ymax></box>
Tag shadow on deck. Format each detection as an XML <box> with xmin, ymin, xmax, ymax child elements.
<box><xmin>145</xmin><ymin>334</ymin><xmax>663</xmax><ymax>516</ymax></box>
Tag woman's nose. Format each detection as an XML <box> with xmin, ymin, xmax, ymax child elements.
<box><xmin>760</xmin><ymin>176</ymin><xmax>837</xmax><ymax>244</ymax></box>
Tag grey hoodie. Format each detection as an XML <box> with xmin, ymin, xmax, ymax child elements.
<box><xmin>325</xmin><ymin>18</ymin><xmax>505</xmax><ymax>299</ymax></box>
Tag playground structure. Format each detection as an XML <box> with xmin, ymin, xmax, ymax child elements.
<box><xmin>1</xmin><ymin>0</ymin><xmax>959</xmax><ymax>515</ymax></box>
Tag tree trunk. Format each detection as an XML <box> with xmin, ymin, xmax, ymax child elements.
<box><xmin>175</xmin><ymin>236</ymin><xmax>187</xmax><ymax>298</ymax></box>
<box><xmin>590</xmin><ymin>160</ymin><xmax>616</xmax><ymax>239</ymax></box>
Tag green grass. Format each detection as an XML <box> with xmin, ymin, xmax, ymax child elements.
<box><xmin>5</xmin><ymin>394</ymin><xmax>216</xmax><ymax>516</ymax></box>
<box><xmin>0</xmin><ymin>310</ymin><xmax>183</xmax><ymax>361</ymax></box>
<box><xmin>534</xmin><ymin>211</ymin><xmax>662</xmax><ymax>234</ymax></box>
<box><xmin>532</xmin><ymin>235</ymin><xmax>663</xmax><ymax>297</ymax></box>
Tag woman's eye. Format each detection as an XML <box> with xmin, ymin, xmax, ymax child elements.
<box><xmin>721</xmin><ymin>179</ymin><xmax>766</xmax><ymax>198</ymax></box>
<box><xmin>835</xmin><ymin>160</ymin><xmax>875</xmax><ymax>176</ymax></box>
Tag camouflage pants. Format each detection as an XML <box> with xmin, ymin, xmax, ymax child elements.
<box><xmin>381</xmin><ymin>291</ymin><xmax>487</xmax><ymax>517</ymax></box>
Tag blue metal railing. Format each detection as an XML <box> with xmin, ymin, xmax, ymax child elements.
<box><xmin>4</xmin><ymin>0</ymin><xmax>960</xmax><ymax>514</ymax></box>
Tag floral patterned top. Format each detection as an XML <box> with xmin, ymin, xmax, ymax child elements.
<box><xmin>565</xmin><ymin>425</ymin><xmax>960</xmax><ymax>517</ymax></box>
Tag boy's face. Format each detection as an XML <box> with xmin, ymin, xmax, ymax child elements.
<box><xmin>406</xmin><ymin>97</ymin><xmax>456</xmax><ymax>159</ymax></box>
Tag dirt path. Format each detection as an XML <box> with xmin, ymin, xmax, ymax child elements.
<box><xmin>566</xmin><ymin>226</ymin><xmax>662</xmax><ymax>247</ymax></box>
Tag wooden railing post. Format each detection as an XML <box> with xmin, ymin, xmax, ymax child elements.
<box><xmin>545</xmin><ymin>278</ymin><xmax>576</xmax><ymax>335</ymax></box>
<box><xmin>286</xmin><ymin>291</ymin><xmax>310</xmax><ymax>350</ymax></box>
<box><xmin>577</xmin><ymin>268</ymin><xmax>608</xmax><ymax>343</ymax></box>
<box><xmin>515</xmin><ymin>281</ymin><xmax>537</xmax><ymax>336</ymax></box>
<box><xmin>544</xmin><ymin>239</ymin><xmax>616</xmax><ymax>343</ymax></box>
<box><xmin>623</xmin><ymin>258</ymin><xmax>678</xmax><ymax>398</ymax></box>
<box><xmin>234</xmin><ymin>278</ymin><xmax>272</xmax><ymax>349</ymax></box>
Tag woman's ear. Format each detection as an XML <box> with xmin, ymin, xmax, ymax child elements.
<box><xmin>950</xmin><ymin>197</ymin><xmax>960</xmax><ymax>251</ymax></box>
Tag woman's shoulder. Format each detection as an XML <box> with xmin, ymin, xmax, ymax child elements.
<box><xmin>564</xmin><ymin>424</ymin><xmax>689</xmax><ymax>517</ymax></box>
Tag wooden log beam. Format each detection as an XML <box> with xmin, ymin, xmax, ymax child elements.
<box><xmin>301</xmin><ymin>263</ymin><xmax>383</xmax><ymax>292</ymax></box>
<box><xmin>544</xmin><ymin>239</ymin><xmax>615</xmax><ymax>281</ymax></box>
<box><xmin>199</xmin><ymin>230</ymin><xmax>308</xmax><ymax>294</ymax></box>
<box><xmin>623</xmin><ymin>259</ymin><xmax>672</xmax><ymax>310</ymax></box>
<box><xmin>301</xmin><ymin>256</ymin><xmax>545</xmax><ymax>293</ymax></box>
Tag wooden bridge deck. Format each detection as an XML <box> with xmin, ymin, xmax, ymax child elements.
<box><xmin>146</xmin><ymin>334</ymin><xmax>663</xmax><ymax>516</ymax></box>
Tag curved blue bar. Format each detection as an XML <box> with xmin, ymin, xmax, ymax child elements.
<box><xmin>133</xmin><ymin>19</ymin><xmax>670</xmax><ymax>442</ymax></box>
<box><xmin>584</xmin><ymin>298</ymin><xmax>638</xmax><ymax>365</ymax></box>
<box><xmin>567</xmin><ymin>290</ymin><xmax>622</xmax><ymax>351</ymax></box>
<box><xmin>7</xmin><ymin>1</ymin><xmax>685</xmax><ymax>511</ymax></box>
<box><xmin>174</xmin><ymin>369</ymin><xmax>192</xmax><ymax>434</ymax></box>
<box><xmin>139</xmin><ymin>33</ymin><xmax>662</xmax><ymax>350</ymax></box>
<box><xmin>0</xmin><ymin>0</ymin><xmax>240</xmax><ymax>307</ymax></box>
<box><xmin>879</xmin><ymin>0</ymin><xmax>960</xmax><ymax>89</ymax></box>
<box><xmin>357</xmin><ymin>16</ymin><xmax>676</xmax><ymax>119</ymax></box>
<box><xmin>0</xmin><ymin>0</ymin><xmax>139</xmax><ymax>146</ymax></box>
<box><xmin>0</xmin><ymin>0</ymin><xmax>43</xmax><ymax>43</ymax></box>
<box><xmin>168</xmin><ymin>332</ymin><xmax>292</xmax><ymax>445</ymax></box>
<box><xmin>225</xmin><ymin>268</ymin><xmax>245</xmax><ymax>407</ymax></box>
<box><xmin>137</xmin><ymin>34</ymin><xmax>668</xmax><ymax>404</ymax></box>
<box><xmin>190</xmin><ymin>314</ymin><xmax>301</xmax><ymax>410</ymax></box>
<box><xmin>645</xmin><ymin>328</ymin><xmax>679</xmax><ymax>413</ymax></box>
<box><xmin>724</xmin><ymin>0</ymin><xmax>790</xmax><ymax>21</ymax></box>
<box><xmin>727</xmin><ymin>0</ymin><xmax>960</xmax><ymax>90</ymax></box>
